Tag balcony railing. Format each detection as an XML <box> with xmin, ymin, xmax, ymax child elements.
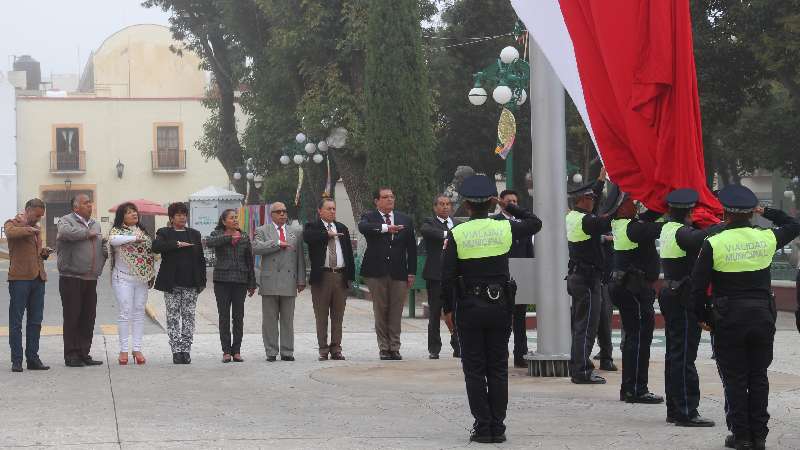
<box><xmin>152</xmin><ymin>149</ymin><xmax>186</xmax><ymax>172</ymax></box>
<box><xmin>50</xmin><ymin>151</ymin><xmax>86</xmax><ymax>173</ymax></box>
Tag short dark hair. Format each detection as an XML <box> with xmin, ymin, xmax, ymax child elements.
<box><xmin>113</xmin><ymin>202</ymin><xmax>149</xmax><ymax>235</ymax></box>
<box><xmin>499</xmin><ymin>189</ymin><xmax>519</xmax><ymax>200</ymax></box>
<box><xmin>318</xmin><ymin>198</ymin><xmax>336</xmax><ymax>209</ymax></box>
<box><xmin>465</xmin><ymin>199</ymin><xmax>492</xmax><ymax>216</ymax></box>
<box><xmin>373</xmin><ymin>187</ymin><xmax>394</xmax><ymax>200</ymax></box>
<box><xmin>25</xmin><ymin>198</ymin><xmax>45</xmax><ymax>210</ymax></box>
<box><xmin>167</xmin><ymin>202</ymin><xmax>189</xmax><ymax>218</ymax></box>
<box><xmin>432</xmin><ymin>194</ymin><xmax>449</xmax><ymax>206</ymax></box>
<box><xmin>668</xmin><ymin>206</ymin><xmax>692</xmax><ymax>223</ymax></box>
<box><xmin>214</xmin><ymin>209</ymin><xmax>238</xmax><ymax>231</ymax></box>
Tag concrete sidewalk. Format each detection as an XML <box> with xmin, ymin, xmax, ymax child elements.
<box><xmin>1</xmin><ymin>289</ymin><xmax>799</xmax><ymax>449</ymax></box>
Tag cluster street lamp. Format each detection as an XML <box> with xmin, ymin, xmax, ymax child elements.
<box><xmin>232</xmin><ymin>157</ymin><xmax>263</xmax><ymax>204</ymax></box>
<box><xmin>467</xmin><ymin>41</ymin><xmax>530</xmax><ymax>191</ymax></box>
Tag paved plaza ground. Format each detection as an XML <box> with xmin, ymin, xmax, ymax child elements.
<box><xmin>1</xmin><ymin>262</ymin><xmax>799</xmax><ymax>449</ymax></box>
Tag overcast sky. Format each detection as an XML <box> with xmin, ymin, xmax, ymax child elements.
<box><xmin>0</xmin><ymin>0</ymin><xmax>171</xmax><ymax>76</ymax></box>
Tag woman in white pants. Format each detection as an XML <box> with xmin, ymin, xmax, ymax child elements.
<box><xmin>108</xmin><ymin>202</ymin><xmax>155</xmax><ymax>365</ymax></box>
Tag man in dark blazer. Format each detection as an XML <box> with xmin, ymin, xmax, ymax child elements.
<box><xmin>358</xmin><ymin>187</ymin><xmax>417</xmax><ymax>360</ymax></box>
<box><xmin>304</xmin><ymin>198</ymin><xmax>355</xmax><ymax>361</ymax></box>
<box><xmin>420</xmin><ymin>194</ymin><xmax>462</xmax><ymax>359</ymax></box>
<box><xmin>492</xmin><ymin>189</ymin><xmax>534</xmax><ymax>368</ymax></box>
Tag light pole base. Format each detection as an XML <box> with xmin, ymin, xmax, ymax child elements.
<box><xmin>524</xmin><ymin>353</ymin><xmax>570</xmax><ymax>377</ymax></box>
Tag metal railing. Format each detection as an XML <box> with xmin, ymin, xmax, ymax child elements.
<box><xmin>151</xmin><ymin>149</ymin><xmax>186</xmax><ymax>171</ymax></box>
<box><xmin>49</xmin><ymin>151</ymin><xmax>86</xmax><ymax>173</ymax></box>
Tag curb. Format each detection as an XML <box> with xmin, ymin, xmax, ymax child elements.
<box><xmin>144</xmin><ymin>301</ymin><xmax>164</xmax><ymax>330</ymax></box>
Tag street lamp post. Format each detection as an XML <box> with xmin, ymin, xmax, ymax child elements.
<box><xmin>233</xmin><ymin>158</ymin><xmax>262</xmax><ymax>205</ymax></box>
<box><xmin>279</xmin><ymin>132</ymin><xmax>327</xmax><ymax>224</ymax></box>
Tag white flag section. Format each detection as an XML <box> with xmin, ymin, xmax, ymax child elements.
<box><xmin>510</xmin><ymin>0</ymin><xmax>599</xmax><ymax>154</ymax></box>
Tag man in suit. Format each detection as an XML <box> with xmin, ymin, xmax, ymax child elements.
<box><xmin>358</xmin><ymin>187</ymin><xmax>417</xmax><ymax>360</ymax></box>
<box><xmin>252</xmin><ymin>202</ymin><xmax>306</xmax><ymax>362</ymax></box>
<box><xmin>57</xmin><ymin>194</ymin><xmax>108</xmax><ymax>367</ymax></box>
<box><xmin>304</xmin><ymin>198</ymin><xmax>355</xmax><ymax>361</ymax></box>
<box><xmin>492</xmin><ymin>189</ymin><xmax>534</xmax><ymax>368</ymax></box>
<box><xmin>420</xmin><ymin>194</ymin><xmax>462</xmax><ymax>359</ymax></box>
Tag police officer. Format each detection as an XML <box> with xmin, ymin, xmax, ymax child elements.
<box><xmin>608</xmin><ymin>194</ymin><xmax>665</xmax><ymax>404</ymax></box>
<box><xmin>441</xmin><ymin>175</ymin><xmax>541</xmax><ymax>443</ymax></box>
<box><xmin>565</xmin><ymin>169</ymin><xmax>613</xmax><ymax>384</ymax></box>
<box><xmin>691</xmin><ymin>185</ymin><xmax>800</xmax><ymax>450</ymax></box>
<box><xmin>657</xmin><ymin>189</ymin><xmax>715</xmax><ymax>427</ymax></box>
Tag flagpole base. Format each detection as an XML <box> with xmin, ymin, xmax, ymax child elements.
<box><xmin>525</xmin><ymin>353</ymin><xmax>570</xmax><ymax>377</ymax></box>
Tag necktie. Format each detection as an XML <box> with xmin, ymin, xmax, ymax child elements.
<box><xmin>327</xmin><ymin>223</ymin><xmax>338</xmax><ymax>268</ymax></box>
<box><xmin>383</xmin><ymin>213</ymin><xmax>391</xmax><ymax>225</ymax></box>
<box><xmin>279</xmin><ymin>226</ymin><xmax>286</xmax><ymax>242</ymax></box>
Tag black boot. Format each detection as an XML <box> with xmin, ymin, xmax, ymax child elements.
<box><xmin>173</xmin><ymin>353</ymin><xmax>182</xmax><ymax>364</ymax></box>
<box><xmin>182</xmin><ymin>352</ymin><xmax>191</xmax><ymax>364</ymax></box>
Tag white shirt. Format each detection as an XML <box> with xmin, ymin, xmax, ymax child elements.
<box><xmin>437</xmin><ymin>216</ymin><xmax>453</xmax><ymax>238</ymax></box>
<box><xmin>379</xmin><ymin>210</ymin><xmax>395</xmax><ymax>233</ymax></box>
<box><xmin>274</xmin><ymin>223</ymin><xmax>287</xmax><ymax>240</ymax></box>
<box><xmin>73</xmin><ymin>212</ymin><xmax>94</xmax><ymax>228</ymax></box>
<box><xmin>321</xmin><ymin>220</ymin><xmax>345</xmax><ymax>268</ymax></box>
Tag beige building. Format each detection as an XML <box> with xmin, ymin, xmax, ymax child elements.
<box><xmin>15</xmin><ymin>24</ymin><xmax>230</xmax><ymax>247</ymax></box>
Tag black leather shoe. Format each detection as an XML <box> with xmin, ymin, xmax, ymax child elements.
<box><xmin>619</xmin><ymin>391</ymin><xmax>626</xmax><ymax>401</ymax></box>
<box><xmin>82</xmin><ymin>356</ymin><xmax>103</xmax><ymax>366</ymax></box>
<box><xmin>389</xmin><ymin>351</ymin><xmax>402</xmax><ymax>360</ymax></box>
<box><xmin>752</xmin><ymin>438</ymin><xmax>765</xmax><ymax>450</ymax></box>
<box><xmin>27</xmin><ymin>359</ymin><xmax>50</xmax><ymax>370</ymax></box>
<box><xmin>571</xmin><ymin>374</ymin><xmax>606</xmax><ymax>384</ymax></box>
<box><xmin>429</xmin><ymin>353</ymin><xmax>439</xmax><ymax>359</ymax></box>
<box><xmin>65</xmin><ymin>358</ymin><xmax>85</xmax><ymax>367</ymax></box>
<box><xmin>173</xmin><ymin>353</ymin><xmax>182</xmax><ymax>364</ymax></box>
<box><xmin>331</xmin><ymin>353</ymin><xmax>345</xmax><ymax>361</ymax></box>
<box><xmin>675</xmin><ymin>415</ymin><xmax>715</xmax><ymax>427</ymax></box>
<box><xmin>379</xmin><ymin>351</ymin><xmax>392</xmax><ymax>360</ymax></box>
<box><xmin>266</xmin><ymin>355</ymin><xmax>277</xmax><ymax>362</ymax></box>
<box><xmin>624</xmin><ymin>392</ymin><xmax>664</xmax><ymax>404</ymax></box>
<box><xmin>735</xmin><ymin>440</ymin><xmax>754</xmax><ymax>450</ymax></box>
<box><xmin>182</xmin><ymin>352</ymin><xmax>191</xmax><ymax>364</ymax></box>
<box><xmin>492</xmin><ymin>433</ymin><xmax>507</xmax><ymax>443</ymax></box>
<box><xmin>11</xmin><ymin>362</ymin><xmax>23</xmax><ymax>372</ymax></box>
<box><xmin>725</xmin><ymin>434</ymin><xmax>736</xmax><ymax>449</ymax></box>
<box><xmin>281</xmin><ymin>355</ymin><xmax>295</xmax><ymax>361</ymax></box>
<box><xmin>666</xmin><ymin>415</ymin><xmax>677</xmax><ymax>424</ymax></box>
<box><xmin>599</xmin><ymin>360</ymin><xmax>618</xmax><ymax>371</ymax></box>
<box><xmin>318</xmin><ymin>354</ymin><xmax>329</xmax><ymax>361</ymax></box>
<box><xmin>469</xmin><ymin>430</ymin><xmax>493</xmax><ymax>444</ymax></box>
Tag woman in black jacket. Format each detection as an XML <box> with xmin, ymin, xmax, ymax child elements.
<box><xmin>152</xmin><ymin>202</ymin><xmax>206</xmax><ymax>364</ymax></box>
<box><xmin>205</xmin><ymin>209</ymin><xmax>257</xmax><ymax>363</ymax></box>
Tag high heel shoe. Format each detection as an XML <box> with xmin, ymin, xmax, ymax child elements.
<box><xmin>132</xmin><ymin>351</ymin><xmax>146</xmax><ymax>365</ymax></box>
<box><xmin>118</xmin><ymin>352</ymin><xmax>129</xmax><ymax>365</ymax></box>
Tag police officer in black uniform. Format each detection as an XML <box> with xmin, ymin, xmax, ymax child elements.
<box><xmin>657</xmin><ymin>189</ymin><xmax>715</xmax><ymax>427</ymax></box>
<box><xmin>608</xmin><ymin>194</ymin><xmax>665</xmax><ymax>404</ymax></box>
<box><xmin>565</xmin><ymin>169</ymin><xmax>613</xmax><ymax>384</ymax></box>
<box><xmin>691</xmin><ymin>185</ymin><xmax>800</xmax><ymax>450</ymax></box>
<box><xmin>441</xmin><ymin>175</ymin><xmax>542</xmax><ymax>444</ymax></box>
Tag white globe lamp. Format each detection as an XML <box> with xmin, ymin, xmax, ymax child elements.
<box><xmin>317</xmin><ymin>141</ymin><xmax>328</xmax><ymax>152</ymax></box>
<box><xmin>292</xmin><ymin>154</ymin><xmax>304</xmax><ymax>165</ymax></box>
<box><xmin>304</xmin><ymin>143</ymin><xmax>316</xmax><ymax>154</ymax></box>
<box><xmin>246</xmin><ymin>172</ymin><xmax>255</xmax><ymax>180</ymax></box>
<box><xmin>468</xmin><ymin>87</ymin><xmax>488</xmax><ymax>106</ymax></box>
<box><xmin>516</xmin><ymin>89</ymin><xmax>527</xmax><ymax>106</ymax></box>
<box><xmin>500</xmin><ymin>46</ymin><xmax>520</xmax><ymax>64</ymax></box>
<box><xmin>312</xmin><ymin>153</ymin><xmax>324</xmax><ymax>164</ymax></box>
<box><xmin>295</xmin><ymin>133</ymin><xmax>306</xmax><ymax>144</ymax></box>
<box><xmin>232</xmin><ymin>171</ymin><xmax>242</xmax><ymax>180</ymax></box>
<box><xmin>279</xmin><ymin>155</ymin><xmax>290</xmax><ymax>165</ymax></box>
<box><xmin>572</xmin><ymin>173</ymin><xmax>583</xmax><ymax>184</ymax></box>
<box><xmin>492</xmin><ymin>85</ymin><xmax>513</xmax><ymax>105</ymax></box>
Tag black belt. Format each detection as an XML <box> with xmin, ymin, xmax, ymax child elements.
<box><xmin>322</xmin><ymin>267</ymin><xmax>346</xmax><ymax>273</ymax></box>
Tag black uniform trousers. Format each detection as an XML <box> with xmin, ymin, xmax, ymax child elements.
<box><xmin>595</xmin><ymin>282</ymin><xmax>614</xmax><ymax>361</ymax></box>
<box><xmin>658</xmin><ymin>287</ymin><xmax>701</xmax><ymax>421</ymax></box>
<box><xmin>214</xmin><ymin>282</ymin><xmax>247</xmax><ymax>355</ymax></box>
<box><xmin>609</xmin><ymin>282</ymin><xmax>655</xmax><ymax>396</ymax></box>
<box><xmin>713</xmin><ymin>299</ymin><xmax>775</xmax><ymax>441</ymax></box>
<box><xmin>456</xmin><ymin>296</ymin><xmax>513</xmax><ymax>436</ymax></box>
<box><xmin>567</xmin><ymin>272</ymin><xmax>602</xmax><ymax>379</ymax></box>
<box><xmin>426</xmin><ymin>280</ymin><xmax>459</xmax><ymax>356</ymax></box>
<box><xmin>512</xmin><ymin>303</ymin><xmax>528</xmax><ymax>364</ymax></box>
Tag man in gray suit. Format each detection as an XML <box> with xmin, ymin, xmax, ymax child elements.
<box><xmin>253</xmin><ymin>202</ymin><xmax>306</xmax><ymax>361</ymax></box>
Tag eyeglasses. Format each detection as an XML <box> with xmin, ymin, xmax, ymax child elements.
<box><xmin>271</xmin><ymin>210</ymin><xmax>287</xmax><ymax>214</ymax></box>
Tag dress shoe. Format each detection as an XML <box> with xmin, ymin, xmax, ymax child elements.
<box><xmin>513</xmin><ymin>358</ymin><xmax>526</xmax><ymax>368</ymax></box>
<box><xmin>281</xmin><ymin>355</ymin><xmax>295</xmax><ymax>361</ymax></box>
<box><xmin>624</xmin><ymin>392</ymin><xmax>664</xmax><ymax>404</ymax></box>
<box><xmin>469</xmin><ymin>430</ymin><xmax>493</xmax><ymax>444</ymax></box>
<box><xmin>181</xmin><ymin>352</ymin><xmax>191</xmax><ymax>364</ymax></box>
<box><xmin>222</xmin><ymin>353</ymin><xmax>232</xmax><ymax>363</ymax></box>
<box><xmin>735</xmin><ymin>441</ymin><xmax>754</xmax><ymax>450</ymax></box>
<box><xmin>619</xmin><ymin>391</ymin><xmax>626</xmax><ymax>401</ymax></box>
<box><xmin>599</xmin><ymin>360</ymin><xmax>618</xmax><ymax>371</ymax></box>
<box><xmin>675</xmin><ymin>415</ymin><xmax>715</xmax><ymax>427</ymax></box>
<box><xmin>65</xmin><ymin>358</ymin><xmax>85</xmax><ymax>367</ymax></box>
<box><xmin>752</xmin><ymin>438</ymin><xmax>766</xmax><ymax>450</ymax></box>
<box><xmin>232</xmin><ymin>354</ymin><xmax>244</xmax><ymax>362</ymax></box>
<box><xmin>27</xmin><ymin>359</ymin><xmax>50</xmax><ymax>370</ymax></box>
<box><xmin>379</xmin><ymin>351</ymin><xmax>392</xmax><ymax>360</ymax></box>
<box><xmin>82</xmin><ymin>356</ymin><xmax>104</xmax><ymax>366</ymax></box>
<box><xmin>725</xmin><ymin>434</ymin><xmax>736</xmax><ymax>449</ymax></box>
<box><xmin>173</xmin><ymin>353</ymin><xmax>182</xmax><ymax>364</ymax></box>
<box><xmin>330</xmin><ymin>353</ymin><xmax>345</xmax><ymax>361</ymax></box>
<box><xmin>12</xmin><ymin>362</ymin><xmax>23</xmax><ymax>372</ymax></box>
<box><xmin>318</xmin><ymin>354</ymin><xmax>329</xmax><ymax>361</ymax></box>
<box><xmin>666</xmin><ymin>415</ymin><xmax>677</xmax><ymax>424</ymax></box>
<box><xmin>571</xmin><ymin>374</ymin><xmax>606</xmax><ymax>384</ymax></box>
<box><xmin>266</xmin><ymin>355</ymin><xmax>277</xmax><ymax>362</ymax></box>
<box><xmin>429</xmin><ymin>353</ymin><xmax>440</xmax><ymax>360</ymax></box>
<box><xmin>390</xmin><ymin>351</ymin><xmax>402</xmax><ymax>361</ymax></box>
<box><xmin>492</xmin><ymin>433</ymin><xmax>507</xmax><ymax>443</ymax></box>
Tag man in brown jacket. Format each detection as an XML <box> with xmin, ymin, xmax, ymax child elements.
<box><xmin>6</xmin><ymin>199</ymin><xmax>52</xmax><ymax>372</ymax></box>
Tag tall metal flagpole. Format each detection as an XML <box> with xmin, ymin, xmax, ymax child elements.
<box><xmin>525</xmin><ymin>41</ymin><xmax>571</xmax><ymax>377</ymax></box>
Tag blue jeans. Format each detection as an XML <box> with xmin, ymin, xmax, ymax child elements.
<box><xmin>8</xmin><ymin>279</ymin><xmax>46</xmax><ymax>364</ymax></box>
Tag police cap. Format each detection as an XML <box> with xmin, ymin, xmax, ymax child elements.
<box><xmin>717</xmin><ymin>184</ymin><xmax>758</xmax><ymax>213</ymax></box>
<box><xmin>666</xmin><ymin>188</ymin><xmax>698</xmax><ymax>208</ymax></box>
<box><xmin>568</xmin><ymin>182</ymin><xmax>596</xmax><ymax>198</ymax></box>
<box><xmin>458</xmin><ymin>175</ymin><xmax>497</xmax><ymax>202</ymax></box>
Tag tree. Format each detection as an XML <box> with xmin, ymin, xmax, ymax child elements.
<box><xmin>364</xmin><ymin>0</ymin><xmax>437</xmax><ymax>222</ymax></box>
<box><xmin>142</xmin><ymin>0</ymin><xmax>249</xmax><ymax>195</ymax></box>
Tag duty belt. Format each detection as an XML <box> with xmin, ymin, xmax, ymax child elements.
<box><xmin>458</xmin><ymin>277</ymin><xmax>513</xmax><ymax>305</ymax></box>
